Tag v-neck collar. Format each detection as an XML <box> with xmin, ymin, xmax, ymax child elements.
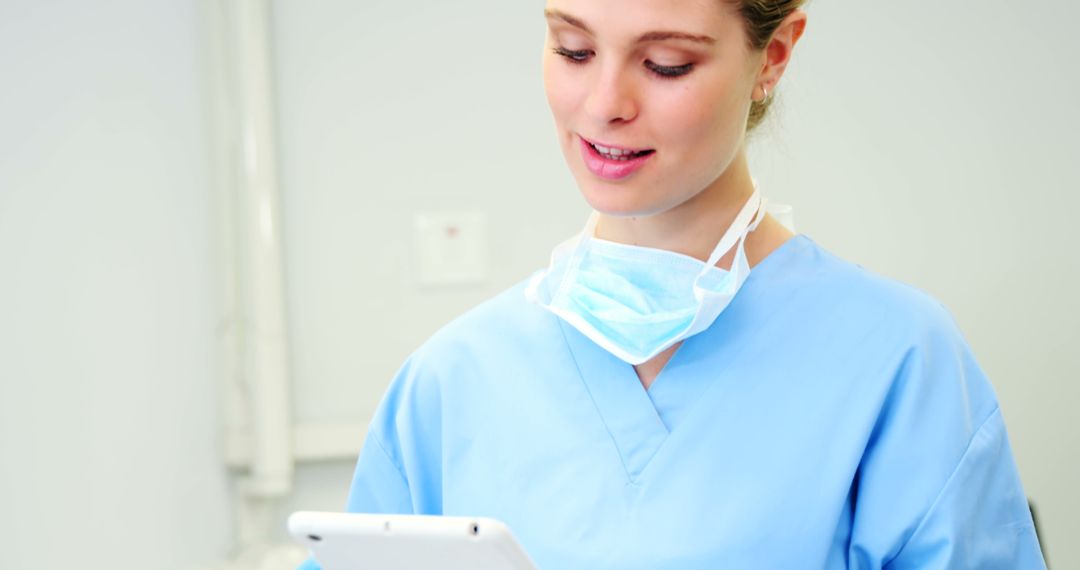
<box><xmin>557</xmin><ymin>317</ymin><xmax>669</xmax><ymax>482</ymax></box>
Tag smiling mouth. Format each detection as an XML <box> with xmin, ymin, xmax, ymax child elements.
<box><xmin>583</xmin><ymin>138</ymin><xmax>656</xmax><ymax>161</ymax></box>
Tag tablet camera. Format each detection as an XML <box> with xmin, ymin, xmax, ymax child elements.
<box><xmin>307</xmin><ymin>534</ymin><xmax>322</xmax><ymax>542</ymax></box>
<box><xmin>470</xmin><ymin>522</ymin><xmax>480</xmax><ymax>536</ymax></box>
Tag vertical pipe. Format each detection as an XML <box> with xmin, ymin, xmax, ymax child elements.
<box><xmin>213</xmin><ymin>0</ymin><xmax>293</xmax><ymax>499</ymax></box>
<box><xmin>205</xmin><ymin>1</ymin><xmax>299</xmax><ymax>566</ymax></box>
<box><xmin>233</xmin><ymin>0</ymin><xmax>293</xmax><ymax>499</ymax></box>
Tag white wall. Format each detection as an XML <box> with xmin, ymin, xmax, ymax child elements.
<box><xmin>0</xmin><ymin>1</ymin><xmax>232</xmax><ymax>569</ymax></box>
<box><xmin>270</xmin><ymin>0</ymin><xmax>1078</xmax><ymax>568</ymax></box>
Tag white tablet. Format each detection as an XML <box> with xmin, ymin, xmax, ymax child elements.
<box><xmin>288</xmin><ymin>511</ymin><xmax>539</xmax><ymax>570</ymax></box>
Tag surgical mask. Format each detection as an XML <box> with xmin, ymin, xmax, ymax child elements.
<box><xmin>526</xmin><ymin>190</ymin><xmax>766</xmax><ymax>365</ymax></box>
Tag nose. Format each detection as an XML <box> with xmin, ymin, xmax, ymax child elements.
<box><xmin>584</xmin><ymin>64</ymin><xmax>639</xmax><ymax>125</ymax></box>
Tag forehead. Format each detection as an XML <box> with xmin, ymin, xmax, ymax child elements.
<box><xmin>544</xmin><ymin>0</ymin><xmax>743</xmax><ymax>41</ymax></box>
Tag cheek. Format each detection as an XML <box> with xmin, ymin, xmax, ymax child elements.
<box><xmin>652</xmin><ymin>78</ymin><xmax>747</xmax><ymax>153</ymax></box>
<box><xmin>542</xmin><ymin>57</ymin><xmax>576</xmax><ymax>127</ymax></box>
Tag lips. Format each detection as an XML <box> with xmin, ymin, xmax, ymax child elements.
<box><xmin>578</xmin><ymin>135</ymin><xmax>655</xmax><ymax>181</ymax></box>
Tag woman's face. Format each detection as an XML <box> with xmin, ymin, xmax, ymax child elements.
<box><xmin>543</xmin><ymin>0</ymin><xmax>763</xmax><ymax>217</ymax></box>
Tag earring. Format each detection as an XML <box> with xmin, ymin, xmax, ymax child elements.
<box><xmin>758</xmin><ymin>85</ymin><xmax>770</xmax><ymax>102</ymax></box>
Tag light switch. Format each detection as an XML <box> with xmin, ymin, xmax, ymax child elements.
<box><xmin>413</xmin><ymin>211</ymin><xmax>489</xmax><ymax>285</ymax></box>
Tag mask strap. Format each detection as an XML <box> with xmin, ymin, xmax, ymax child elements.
<box><xmin>726</xmin><ymin>196</ymin><xmax>770</xmax><ymax>267</ymax></box>
<box><xmin>703</xmin><ymin>189</ymin><xmax>763</xmax><ymax>270</ymax></box>
<box><xmin>550</xmin><ymin>211</ymin><xmax>601</xmax><ymax>298</ymax></box>
<box><xmin>582</xmin><ymin>210</ymin><xmax>601</xmax><ymax>239</ymax></box>
<box><xmin>748</xmin><ymin>196</ymin><xmax>768</xmax><ymax>232</ymax></box>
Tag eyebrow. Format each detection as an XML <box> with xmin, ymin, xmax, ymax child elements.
<box><xmin>544</xmin><ymin>9</ymin><xmax>717</xmax><ymax>45</ymax></box>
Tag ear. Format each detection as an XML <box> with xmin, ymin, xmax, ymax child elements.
<box><xmin>756</xmin><ymin>10</ymin><xmax>807</xmax><ymax>96</ymax></box>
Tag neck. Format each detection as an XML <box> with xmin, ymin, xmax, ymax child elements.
<box><xmin>594</xmin><ymin>148</ymin><xmax>756</xmax><ymax>261</ymax></box>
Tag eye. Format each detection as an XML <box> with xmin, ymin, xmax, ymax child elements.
<box><xmin>645</xmin><ymin>60</ymin><xmax>694</xmax><ymax>79</ymax></box>
<box><xmin>552</xmin><ymin>46</ymin><xmax>592</xmax><ymax>64</ymax></box>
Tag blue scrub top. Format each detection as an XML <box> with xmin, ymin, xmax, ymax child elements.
<box><xmin>300</xmin><ymin>235</ymin><xmax>1045</xmax><ymax>569</ymax></box>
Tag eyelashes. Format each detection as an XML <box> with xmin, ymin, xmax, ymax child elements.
<box><xmin>551</xmin><ymin>46</ymin><xmax>694</xmax><ymax>79</ymax></box>
<box><xmin>553</xmin><ymin>46</ymin><xmax>591</xmax><ymax>63</ymax></box>
<box><xmin>646</xmin><ymin>61</ymin><xmax>694</xmax><ymax>78</ymax></box>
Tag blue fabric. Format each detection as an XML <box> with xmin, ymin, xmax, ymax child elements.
<box><xmin>300</xmin><ymin>235</ymin><xmax>1044</xmax><ymax>569</ymax></box>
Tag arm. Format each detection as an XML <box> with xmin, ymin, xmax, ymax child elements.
<box><xmin>884</xmin><ymin>409</ymin><xmax>1045</xmax><ymax>569</ymax></box>
<box><xmin>848</xmin><ymin>301</ymin><xmax>1045</xmax><ymax>569</ymax></box>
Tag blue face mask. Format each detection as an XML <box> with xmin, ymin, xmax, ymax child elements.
<box><xmin>526</xmin><ymin>190</ymin><xmax>766</xmax><ymax>365</ymax></box>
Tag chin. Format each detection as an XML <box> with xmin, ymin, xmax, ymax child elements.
<box><xmin>578</xmin><ymin>182</ymin><xmax>664</xmax><ymax>218</ymax></box>
<box><xmin>566</xmin><ymin>152</ymin><xmax>678</xmax><ymax>218</ymax></box>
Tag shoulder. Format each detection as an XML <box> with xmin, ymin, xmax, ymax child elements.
<box><xmin>790</xmin><ymin>237</ymin><xmax>1002</xmax><ymax>442</ymax></box>
<box><xmin>780</xmin><ymin>236</ymin><xmax>963</xmax><ymax>344</ymax></box>
<box><xmin>412</xmin><ymin>275</ymin><xmax>552</xmax><ymax>365</ymax></box>
<box><xmin>371</xmin><ymin>275</ymin><xmax>555</xmax><ymax>419</ymax></box>
<box><xmin>797</xmin><ymin>241</ymin><xmax>1025</xmax><ymax>564</ymax></box>
<box><xmin>366</xmin><ymin>277</ymin><xmax>549</xmax><ymax>453</ymax></box>
<box><xmin>763</xmin><ymin>237</ymin><xmax>998</xmax><ymax>417</ymax></box>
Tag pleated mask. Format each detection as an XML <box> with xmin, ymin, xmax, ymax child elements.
<box><xmin>526</xmin><ymin>190</ymin><xmax>766</xmax><ymax>365</ymax></box>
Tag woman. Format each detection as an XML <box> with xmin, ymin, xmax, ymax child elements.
<box><xmin>302</xmin><ymin>0</ymin><xmax>1045</xmax><ymax>567</ymax></box>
